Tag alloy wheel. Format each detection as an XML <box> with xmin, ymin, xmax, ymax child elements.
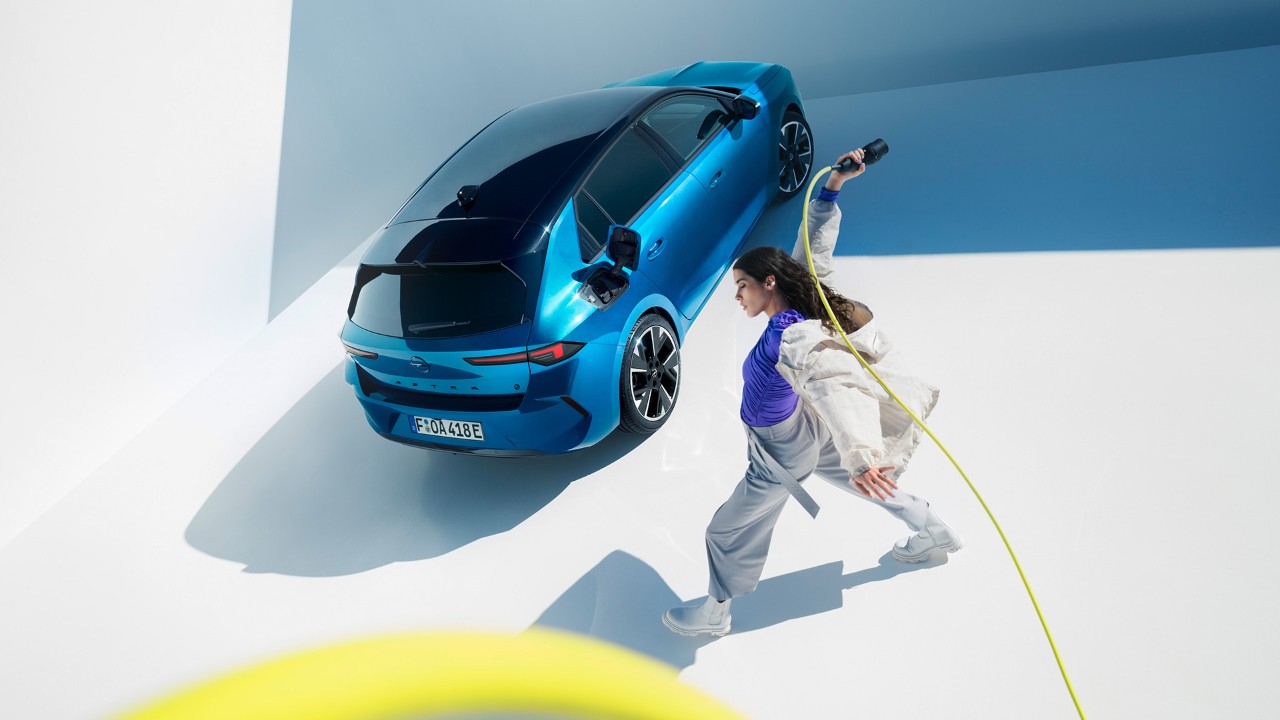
<box><xmin>778</xmin><ymin>119</ymin><xmax>813</xmax><ymax>195</ymax></box>
<box><xmin>628</xmin><ymin>323</ymin><xmax>680</xmax><ymax>422</ymax></box>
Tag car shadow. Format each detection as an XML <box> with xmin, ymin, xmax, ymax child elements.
<box><xmin>741</xmin><ymin>194</ymin><xmax>810</xmax><ymax>256</ymax></box>
<box><xmin>185</xmin><ymin>365</ymin><xmax>644</xmax><ymax>576</ymax></box>
<box><xmin>530</xmin><ymin>549</ymin><xmax>946</xmax><ymax>671</ymax></box>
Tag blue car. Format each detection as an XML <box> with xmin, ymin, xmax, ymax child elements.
<box><xmin>340</xmin><ymin>62</ymin><xmax>813</xmax><ymax>455</ymax></box>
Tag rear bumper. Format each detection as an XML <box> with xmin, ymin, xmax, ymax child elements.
<box><xmin>345</xmin><ymin>341</ymin><xmax>618</xmax><ymax>455</ymax></box>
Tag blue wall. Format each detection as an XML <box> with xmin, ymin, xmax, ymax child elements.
<box><xmin>270</xmin><ymin>1</ymin><xmax>1280</xmax><ymax>315</ymax></box>
<box><xmin>805</xmin><ymin>46</ymin><xmax>1280</xmax><ymax>255</ymax></box>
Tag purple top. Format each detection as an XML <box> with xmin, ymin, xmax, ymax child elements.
<box><xmin>741</xmin><ymin>309</ymin><xmax>806</xmax><ymax>427</ymax></box>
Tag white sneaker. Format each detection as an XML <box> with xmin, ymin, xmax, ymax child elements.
<box><xmin>892</xmin><ymin>524</ymin><xmax>965</xmax><ymax>563</ymax></box>
<box><xmin>663</xmin><ymin>597</ymin><xmax>732</xmax><ymax>637</ymax></box>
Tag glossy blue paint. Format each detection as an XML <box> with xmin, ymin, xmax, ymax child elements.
<box><xmin>339</xmin><ymin>62</ymin><xmax>809</xmax><ymax>455</ymax></box>
<box><xmin>606</xmin><ymin>61</ymin><xmax>782</xmax><ymax>94</ymax></box>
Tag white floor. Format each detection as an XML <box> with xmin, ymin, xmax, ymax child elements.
<box><xmin>2</xmin><ymin>239</ymin><xmax>1278</xmax><ymax>719</ymax></box>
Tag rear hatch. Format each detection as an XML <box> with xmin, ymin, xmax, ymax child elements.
<box><xmin>345</xmin><ymin>218</ymin><xmax>549</xmax><ymax>402</ymax></box>
<box><xmin>348</xmin><ymin>262</ymin><xmax>528</xmax><ymax>340</ymax></box>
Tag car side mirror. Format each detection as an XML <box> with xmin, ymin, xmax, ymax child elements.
<box><xmin>578</xmin><ymin>225</ymin><xmax>640</xmax><ymax>310</ymax></box>
<box><xmin>729</xmin><ymin>95</ymin><xmax>759</xmax><ymax>120</ymax></box>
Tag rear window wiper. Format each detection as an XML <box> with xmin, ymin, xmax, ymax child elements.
<box><xmin>408</xmin><ymin>320</ymin><xmax>472</xmax><ymax>333</ymax></box>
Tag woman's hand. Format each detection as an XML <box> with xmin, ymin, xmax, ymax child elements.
<box><xmin>826</xmin><ymin>148</ymin><xmax>866</xmax><ymax>191</ymax></box>
<box><xmin>851</xmin><ymin>465</ymin><xmax>897</xmax><ymax>500</ymax></box>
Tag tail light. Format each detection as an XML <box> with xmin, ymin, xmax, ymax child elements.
<box><xmin>466</xmin><ymin>341</ymin><xmax>584</xmax><ymax>367</ymax></box>
<box><xmin>341</xmin><ymin>340</ymin><xmax>379</xmax><ymax>359</ymax></box>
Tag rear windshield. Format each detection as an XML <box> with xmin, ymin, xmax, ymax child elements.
<box><xmin>348</xmin><ymin>263</ymin><xmax>526</xmax><ymax>338</ymax></box>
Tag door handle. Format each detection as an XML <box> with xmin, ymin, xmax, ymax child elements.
<box><xmin>709</xmin><ymin>170</ymin><xmax>724</xmax><ymax>189</ymax></box>
<box><xmin>646</xmin><ymin>237</ymin><xmax>665</xmax><ymax>260</ymax></box>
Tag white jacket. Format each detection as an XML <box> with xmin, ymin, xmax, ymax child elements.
<box><xmin>775</xmin><ymin>200</ymin><xmax>940</xmax><ymax>480</ymax></box>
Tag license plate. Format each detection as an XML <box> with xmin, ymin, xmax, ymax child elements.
<box><xmin>412</xmin><ymin>416</ymin><xmax>485</xmax><ymax>442</ymax></box>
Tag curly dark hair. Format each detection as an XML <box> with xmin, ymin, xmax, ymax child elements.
<box><xmin>733</xmin><ymin>246</ymin><xmax>872</xmax><ymax>335</ymax></box>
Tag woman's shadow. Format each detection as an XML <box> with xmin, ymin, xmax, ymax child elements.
<box><xmin>532</xmin><ymin>549</ymin><xmax>948</xmax><ymax>670</ymax></box>
<box><xmin>185</xmin><ymin>365</ymin><xmax>643</xmax><ymax>576</ymax></box>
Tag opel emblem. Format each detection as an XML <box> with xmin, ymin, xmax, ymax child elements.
<box><xmin>409</xmin><ymin>356</ymin><xmax>430</xmax><ymax>372</ymax></box>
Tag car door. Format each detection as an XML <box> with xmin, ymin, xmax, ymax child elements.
<box><xmin>572</xmin><ymin>124</ymin><xmax>718</xmax><ymax>320</ymax></box>
<box><xmin>636</xmin><ymin>93</ymin><xmax>767</xmax><ymax>319</ymax></box>
<box><xmin>673</xmin><ymin>95</ymin><xmax>771</xmax><ymax>258</ymax></box>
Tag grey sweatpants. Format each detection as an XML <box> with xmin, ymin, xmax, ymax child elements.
<box><xmin>706</xmin><ymin>404</ymin><xmax>940</xmax><ymax>601</ymax></box>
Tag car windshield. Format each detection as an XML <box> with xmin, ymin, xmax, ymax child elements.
<box><xmin>347</xmin><ymin>263</ymin><xmax>526</xmax><ymax>338</ymax></box>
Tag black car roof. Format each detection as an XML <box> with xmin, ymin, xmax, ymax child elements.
<box><xmin>388</xmin><ymin>85</ymin><xmax>670</xmax><ymax>232</ymax></box>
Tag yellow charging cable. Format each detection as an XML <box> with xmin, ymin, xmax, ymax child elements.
<box><xmin>118</xmin><ymin>628</ymin><xmax>745</xmax><ymax>720</ymax></box>
<box><xmin>801</xmin><ymin>166</ymin><xmax>1086</xmax><ymax>720</ymax></box>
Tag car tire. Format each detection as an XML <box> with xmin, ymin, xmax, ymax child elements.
<box><xmin>618</xmin><ymin>313</ymin><xmax>681</xmax><ymax>434</ymax></box>
<box><xmin>776</xmin><ymin>109</ymin><xmax>814</xmax><ymax>199</ymax></box>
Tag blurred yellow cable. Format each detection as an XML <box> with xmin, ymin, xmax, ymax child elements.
<box><xmin>118</xmin><ymin>628</ymin><xmax>744</xmax><ymax>720</ymax></box>
<box><xmin>801</xmin><ymin>166</ymin><xmax>1086</xmax><ymax>720</ymax></box>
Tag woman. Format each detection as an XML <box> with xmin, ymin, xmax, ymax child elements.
<box><xmin>663</xmin><ymin>148</ymin><xmax>963</xmax><ymax>637</ymax></box>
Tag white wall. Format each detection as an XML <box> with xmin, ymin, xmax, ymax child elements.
<box><xmin>1</xmin><ymin>20</ymin><xmax>1278</xmax><ymax>718</ymax></box>
<box><xmin>0</xmin><ymin>1</ymin><xmax>293</xmax><ymax>548</ymax></box>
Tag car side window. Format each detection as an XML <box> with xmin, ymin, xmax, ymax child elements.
<box><xmin>576</xmin><ymin>128</ymin><xmax>677</xmax><ymax>261</ymax></box>
<box><xmin>575</xmin><ymin>191</ymin><xmax>612</xmax><ymax>259</ymax></box>
<box><xmin>639</xmin><ymin>95</ymin><xmax>728</xmax><ymax>162</ymax></box>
